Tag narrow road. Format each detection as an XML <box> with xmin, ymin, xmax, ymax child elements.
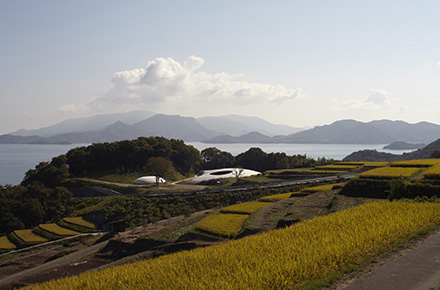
<box><xmin>0</xmin><ymin>240</ymin><xmax>107</xmax><ymax>288</ymax></box>
<box><xmin>341</xmin><ymin>229</ymin><xmax>440</xmax><ymax>290</ymax></box>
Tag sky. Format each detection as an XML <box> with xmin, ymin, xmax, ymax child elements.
<box><xmin>1</xmin><ymin>0</ymin><xmax>440</xmax><ymax>134</ymax></box>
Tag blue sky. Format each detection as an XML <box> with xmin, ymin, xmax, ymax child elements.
<box><xmin>1</xmin><ymin>1</ymin><xmax>440</xmax><ymax>134</ymax></box>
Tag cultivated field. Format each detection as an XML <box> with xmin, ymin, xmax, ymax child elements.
<box><xmin>12</xmin><ymin>229</ymin><xmax>48</xmax><ymax>245</ymax></box>
<box><xmin>195</xmin><ymin>213</ymin><xmax>249</xmax><ymax>238</ymax></box>
<box><xmin>220</xmin><ymin>201</ymin><xmax>272</xmax><ymax>215</ymax></box>
<box><xmin>0</xmin><ymin>236</ymin><xmax>16</xmax><ymax>250</ymax></box>
<box><xmin>301</xmin><ymin>182</ymin><xmax>346</xmax><ymax>193</ymax></box>
<box><xmin>360</xmin><ymin>167</ymin><xmax>421</xmax><ymax>178</ymax></box>
<box><xmin>258</xmin><ymin>192</ymin><xmax>298</xmax><ymax>202</ymax></box>
<box><xmin>25</xmin><ymin>201</ymin><xmax>440</xmax><ymax>290</ymax></box>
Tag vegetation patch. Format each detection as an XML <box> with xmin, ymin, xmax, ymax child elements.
<box><xmin>0</xmin><ymin>236</ymin><xmax>17</xmax><ymax>250</ymax></box>
<box><xmin>62</xmin><ymin>217</ymin><xmax>96</xmax><ymax>230</ymax></box>
<box><xmin>37</xmin><ymin>224</ymin><xmax>80</xmax><ymax>237</ymax></box>
<box><xmin>258</xmin><ymin>192</ymin><xmax>299</xmax><ymax>202</ymax></box>
<box><xmin>301</xmin><ymin>183</ymin><xmax>346</xmax><ymax>193</ymax></box>
<box><xmin>10</xmin><ymin>229</ymin><xmax>48</xmax><ymax>246</ymax></box>
<box><xmin>315</xmin><ymin>164</ymin><xmax>360</xmax><ymax>171</ymax></box>
<box><xmin>220</xmin><ymin>201</ymin><xmax>272</xmax><ymax>215</ymax></box>
<box><xmin>26</xmin><ymin>202</ymin><xmax>440</xmax><ymax>290</ymax></box>
<box><xmin>423</xmin><ymin>163</ymin><xmax>440</xmax><ymax>179</ymax></box>
<box><xmin>360</xmin><ymin>167</ymin><xmax>422</xmax><ymax>179</ymax></box>
<box><xmin>390</xmin><ymin>159</ymin><xmax>440</xmax><ymax>167</ymax></box>
<box><xmin>194</xmin><ymin>213</ymin><xmax>249</xmax><ymax>238</ymax></box>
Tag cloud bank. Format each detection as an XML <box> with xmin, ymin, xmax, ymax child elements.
<box><xmin>78</xmin><ymin>56</ymin><xmax>302</xmax><ymax>113</ymax></box>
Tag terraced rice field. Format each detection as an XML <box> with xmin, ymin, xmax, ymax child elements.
<box><xmin>195</xmin><ymin>213</ymin><xmax>249</xmax><ymax>238</ymax></box>
<box><xmin>38</xmin><ymin>223</ymin><xmax>80</xmax><ymax>237</ymax></box>
<box><xmin>62</xmin><ymin>217</ymin><xmax>96</xmax><ymax>230</ymax></box>
<box><xmin>26</xmin><ymin>201</ymin><xmax>440</xmax><ymax>290</ymax></box>
<box><xmin>13</xmin><ymin>229</ymin><xmax>48</xmax><ymax>244</ymax></box>
<box><xmin>301</xmin><ymin>182</ymin><xmax>346</xmax><ymax>193</ymax></box>
<box><xmin>315</xmin><ymin>164</ymin><xmax>360</xmax><ymax>171</ymax></box>
<box><xmin>259</xmin><ymin>192</ymin><xmax>298</xmax><ymax>202</ymax></box>
<box><xmin>390</xmin><ymin>159</ymin><xmax>440</xmax><ymax>167</ymax></box>
<box><xmin>0</xmin><ymin>236</ymin><xmax>16</xmax><ymax>250</ymax></box>
<box><xmin>220</xmin><ymin>201</ymin><xmax>272</xmax><ymax>215</ymax></box>
<box><xmin>423</xmin><ymin>163</ymin><xmax>440</xmax><ymax>179</ymax></box>
<box><xmin>360</xmin><ymin>167</ymin><xmax>421</xmax><ymax>179</ymax></box>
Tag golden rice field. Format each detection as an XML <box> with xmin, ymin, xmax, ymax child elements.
<box><xmin>423</xmin><ymin>163</ymin><xmax>440</xmax><ymax>179</ymax></box>
<box><xmin>336</xmin><ymin>161</ymin><xmax>389</xmax><ymax>167</ymax></box>
<box><xmin>301</xmin><ymin>182</ymin><xmax>346</xmax><ymax>193</ymax></box>
<box><xmin>195</xmin><ymin>213</ymin><xmax>249</xmax><ymax>238</ymax></box>
<box><xmin>220</xmin><ymin>201</ymin><xmax>272</xmax><ymax>215</ymax></box>
<box><xmin>26</xmin><ymin>201</ymin><xmax>440</xmax><ymax>290</ymax></box>
<box><xmin>38</xmin><ymin>223</ymin><xmax>80</xmax><ymax>236</ymax></box>
<box><xmin>360</xmin><ymin>167</ymin><xmax>421</xmax><ymax>178</ymax></box>
<box><xmin>305</xmin><ymin>170</ymin><xmax>347</xmax><ymax>174</ymax></box>
<box><xmin>0</xmin><ymin>236</ymin><xmax>16</xmax><ymax>250</ymax></box>
<box><xmin>390</xmin><ymin>159</ymin><xmax>440</xmax><ymax>167</ymax></box>
<box><xmin>258</xmin><ymin>192</ymin><xmax>298</xmax><ymax>202</ymax></box>
<box><xmin>63</xmin><ymin>217</ymin><xmax>96</xmax><ymax>230</ymax></box>
<box><xmin>13</xmin><ymin>229</ymin><xmax>47</xmax><ymax>244</ymax></box>
<box><xmin>315</xmin><ymin>164</ymin><xmax>360</xmax><ymax>171</ymax></box>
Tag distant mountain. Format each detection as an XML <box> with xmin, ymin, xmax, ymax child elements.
<box><xmin>11</xmin><ymin>110</ymin><xmax>156</xmax><ymax>137</ymax></box>
<box><xmin>197</xmin><ymin>115</ymin><xmax>303</xmax><ymax>137</ymax></box>
<box><xmin>275</xmin><ymin>120</ymin><xmax>440</xmax><ymax>144</ymax></box>
<box><xmin>204</xmin><ymin>132</ymin><xmax>273</xmax><ymax>143</ymax></box>
<box><xmin>132</xmin><ymin>114</ymin><xmax>219</xmax><ymax>141</ymax></box>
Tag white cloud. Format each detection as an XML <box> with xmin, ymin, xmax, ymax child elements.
<box><xmin>87</xmin><ymin>56</ymin><xmax>302</xmax><ymax>111</ymax></box>
<box><xmin>330</xmin><ymin>89</ymin><xmax>395</xmax><ymax>112</ymax></box>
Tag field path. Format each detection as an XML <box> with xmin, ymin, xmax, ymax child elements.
<box><xmin>0</xmin><ymin>241</ymin><xmax>107</xmax><ymax>289</ymax></box>
<box><xmin>339</xmin><ymin>229</ymin><xmax>440</xmax><ymax>290</ymax></box>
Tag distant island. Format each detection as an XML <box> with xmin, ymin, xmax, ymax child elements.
<box><xmin>383</xmin><ymin>141</ymin><xmax>425</xmax><ymax>150</ymax></box>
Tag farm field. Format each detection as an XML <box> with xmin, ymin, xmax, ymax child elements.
<box><xmin>62</xmin><ymin>217</ymin><xmax>96</xmax><ymax>230</ymax></box>
<box><xmin>38</xmin><ymin>223</ymin><xmax>80</xmax><ymax>237</ymax></box>
<box><xmin>258</xmin><ymin>192</ymin><xmax>298</xmax><ymax>202</ymax></box>
<box><xmin>194</xmin><ymin>213</ymin><xmax>249</xmax><ymax>238</ymax></box>
<box><xmin>423</xmin><ymin>163</ymin><xmax>440</xmax><ymax>179</ymax></box>
<box><xmin>220</xmin><ymin>201</ymin><xmax>272</xmax><ymax>215</ymax></box>
<box><xmin>0</xmin><ymin>236</ymin><xmax>16</xmax><ymax>250</ymax></box>
<box><xmin>11</xmin><ymin>229</ymin><xmax>48</xmax><ymax>245</ymax></box>
<box><xmin>360</xmin><ymin>166</ymin><xmax>421</xmax><ymax>178</ymax></box>
<box><xmin>25</xmin><ymin>201</ymin><xmax>440</xmax><ymax>290</ymax></box>
<box><xmin>301</xmin><ymin>182</ymin><xmax>346</xmax><ymax>193</ymax></box>
<box><xmin>390</xmin><ymin>159</ymin><xmax>440</xmax><ymax>167</ymax></box>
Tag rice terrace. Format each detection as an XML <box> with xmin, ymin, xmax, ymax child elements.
<box><xmin>1</xmin><ymin>137</ymin><xmax>440</xmax><ymax>289</ymax></box>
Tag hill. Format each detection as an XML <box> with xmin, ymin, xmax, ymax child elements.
<box><xmin>343</xmin><ymin>138</ymin><xmax>440</xmax><ymax>161</ymax></box>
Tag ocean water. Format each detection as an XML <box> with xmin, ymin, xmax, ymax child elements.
<box><xmin>0</xmin><ymin>143</ymin><xmax>413</xmax><ymax>186</ymax></box>
<box><xmin>0</xmin><ymin>144</ymin><xmax>89</xmax><ymax>186</ymax></box>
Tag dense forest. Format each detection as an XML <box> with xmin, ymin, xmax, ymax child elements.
<box><xmin>0</xmin><ymin>137</ymin><xmax>334</xmax><ymax>235</ymax></box>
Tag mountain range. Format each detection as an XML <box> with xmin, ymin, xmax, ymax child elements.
<box><xmin>2</xmin><ymin>111</ymin><xmax>440</xmax><ymax>145</ymax></box>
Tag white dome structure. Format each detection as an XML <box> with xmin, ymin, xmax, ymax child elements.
<box><xmin>134</xmin><ymin>176</ymin><xmax>166</xmax><ymax>184</ymax></box>
<box><xmin>191</xmin><ymin>168</ymin><xmax>261</xmax><ymax>182</ymax></box>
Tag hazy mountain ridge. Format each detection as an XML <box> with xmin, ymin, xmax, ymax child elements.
<box><xmin>2</xmin><ymin>112</ymin><xmax>440</xmax><ymax>145</ymax></box>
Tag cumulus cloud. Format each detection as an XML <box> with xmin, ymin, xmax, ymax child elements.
<box><xmin>88</xmin><ymin>56</ymin><xmax>302</xmax><ymax>111</ymax></box>
<box><xmin>330</xmin><ymin>89</ymin><xmax>395</xmax><ymax>112</ymax></box>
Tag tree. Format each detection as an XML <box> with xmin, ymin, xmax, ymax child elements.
<box><xmin>144</xmin><ymin>157</ymin><xmax>175</xmax><ymax>185</ymax></box>
<box><xmin>232</xmin><ymin>167</ymin><xmax>244</xmax><ymax>181</ymax></box>
<box><xmin>432</xmin><ymin>151</ymin><xmax>440</xmax><ymax>158</ymax></box>
<box><xmin>201</xmin><ymin>147</ymin><xmax>235</xmax><ymax>170</ymax></box>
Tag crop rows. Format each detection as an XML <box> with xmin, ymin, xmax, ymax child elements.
<box><xmin>390</xmin><ymin>159</ymin><xmax>440</xmax><ymax>167</ymax></box>
<box><xmin>220</xmin><ymin>201</ymin><xmax>272</xmax><ymax>215</ymax></box>
<box><xmin>195</xmin><ymin>213</ymin><xmax>249</xmax><ymax>238</ymax></box>
<box><xmin>259</xmin><ymin>192</ymin><xmax>298</xmax><ymax>202</ymax></box>
<box><xmin>315</xmin><ymin>164</ymin><xmax>360</xmax><ymax>171</ymax></box>
<box><xmin>26</xmin><ymin>201</ymin><xmax>440</xmax><ymax>290</ymax></box>
<box><xmin>0</xmin><ymin>236</ymin><xmax>16</xmax><ymax>250</ymax></box>
<box><xmin>301</xmin><ymin>182</ymin><xmax>345</xmax><ymax>193</ymax></box>
<box><xmin>423</xmin><ymin>163</ymin><xmax>440</xmax><ymax>179</ymax></box>
<box><xmin>10</xmin><ymin>229</ymin><xmax>48</xmax><ymax>247</ymax></box>
<box><xmin>360</xmin><ymin>167</ymin><xmax>421</xmax><ymax>179</ymax></box>
<box><xmin>38</xmin><ymin>223</ymin><xmax>80</xmax><ymax>237</ymax></box>
<box><xmin>63</xmin><ymin>217</ymin><xmax>96</xmax><ymax>230</ymax></box>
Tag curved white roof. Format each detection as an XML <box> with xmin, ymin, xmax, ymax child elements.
<box><xmin>191</xmin><ymin>168</ymin><xmax>261</xmax><ymax>182</ymax></box>
<box><xmin>134</xmin><ymin>176</ymin><xmax>166</xmax><ymax>184</ymax></box>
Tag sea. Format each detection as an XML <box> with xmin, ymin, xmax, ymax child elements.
<box><xmin>0</xmin><ymin>143</ymin><xmax>414</xmax><ymax>186</ymax></box>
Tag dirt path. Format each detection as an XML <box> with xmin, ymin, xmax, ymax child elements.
<box><xmin>338</xmin><ymin>229</ymin><xmax>440</xmax><ymax>290</ymax></box>
<box><xmin>0</xmin><ymin>241</ymin><xmax>108</xmax><ymax>289</ymax></box>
